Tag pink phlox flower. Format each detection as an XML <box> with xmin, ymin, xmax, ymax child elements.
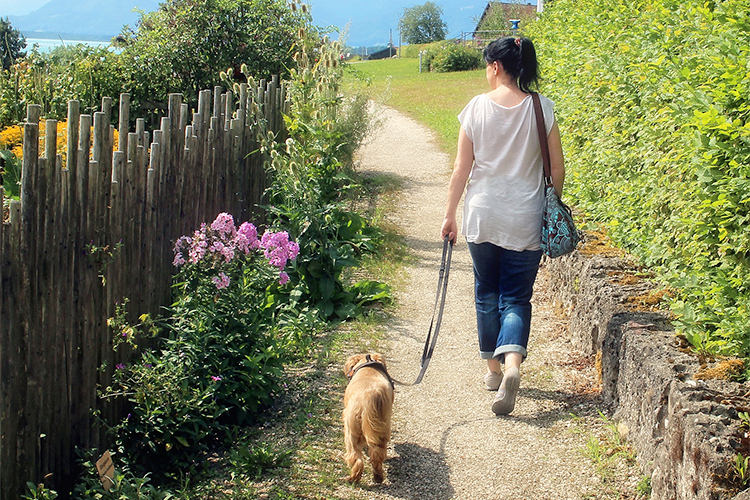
<box><xmin>238</xmin><ymin>222</ymin><xmax>260</xmax><ymax>252</ymax></box>
<box><xmin>261</xmin><ymin>231</ymin><xmax>298</xmax><ymax>269</ymax></box>
<box><xmin>287</xmin><ymin>241</ymin><xmax>300</xmax><ymax>260</ymax></box>
<box><xmin>234</xmin><ymin>233</ymin><xmax>250</xmax><ymax>255</ymax></box>
<box><xmin>207</xmin><ymin>240</ymin><xmax>235</xmax><ymax>264</ymax></box>
<box><xmin>189</xmin><ymin>245</ymin><xmax>207</xmax><ymax>264</ymax></box>
<box><xmin>211</xmin><ymin>375</ymin><xmax>222</xmax><ymax>382</ymax></box>
<box><xmin>188</xmin><ymin>231</ymin><xmax>209</xmax><ymax>264</ymax></box>
<box><xmin>173</xmin><ymin>253</ymin><xmax>186</xmax><ymax>266</ymax></box>
<box><xmin>267</xmin><ymin>247</ymin><xmax>287</xmax><ymax>269</ymax></box>
<box><xmin>221</xmin><ymin>246</ymin><xmax>235</xmax><ymax>263</ymax></box>
<box><xmin>212</xmin><ymin>272</ymin><xmax>231</xmax><ymax>289</ymax></box>
<box><xmin>173</xmin><ymin>236</ymin><xmax>193</xmax><ymax>266</ymax></box>
<box><xmin>211</xmin><ymin>240</ymin><xmax>225</xmax><ymax>254</ymax></box>
<box><xmin>279</xmin><ymin>271</ymin><xmax>290</xmax><ymax>285</ymax></box>
<box><xmin>210</xmin><ymin>213</ymin><xmax>237</xmax><ymax>240</ymax></box>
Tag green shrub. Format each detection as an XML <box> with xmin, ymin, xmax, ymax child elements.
<box><xmin>71</xmin><ymin>449</ymin><xmax>173</xmax><ymax>499</ymax></box>
<box><xmin>527</xmin><ymin>0</ymin><xmax>750</xmax><ymax>358</ymax></box>
<box><xmin>400</xmin><ymin>42</ymin><xmax>439</xmax><ymax>58</ymax></box>
<box><xmin>22</xmin><ymin>483</ymin><xmax>57</xmax><ymax>500</ymax></box>
<box><xmin>3</xmin><ymin>44</ymin><xmax>122</xmax><ymax>126</ymax></box>
<box><xmin>116</xmin><ymin>0</ymin><xmax>312</xmax><ymax>116</ymax></box>
<box><xmin>246</xmin><ymin>36</ymin><xmax>391</xmax><ymax>320</ymax></box>
<box><xmin>0</xmin><ymin>149</ymin><xmax>21</xmax><ymax>198</ymax></box>
<box><xmin>429</xmin><ymin>42</ymin><xmax>483</xmax><ymax>73</ymax></box>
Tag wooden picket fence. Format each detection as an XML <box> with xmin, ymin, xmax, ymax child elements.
<box><xmin>0</xmin><ymin>77</ymin><xmax>288</xmax><ymax>498</ymax></box>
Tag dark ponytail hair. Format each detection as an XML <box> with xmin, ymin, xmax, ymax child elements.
<box><xmin>483</xmin><ymin>36</ymin><xmax>539</xmax><ymax>93</ymax></box>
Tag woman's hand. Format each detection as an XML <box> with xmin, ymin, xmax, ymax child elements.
<box><xmin>441</xmin><ymin>217</ymin><xmax>458</xmax><ymax>243</ymax></box>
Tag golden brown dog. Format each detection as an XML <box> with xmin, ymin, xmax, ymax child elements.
<box><xmin>342</xmin><ymin>353</ymin><xmax>394</xmax><ymax>483</ymax></box>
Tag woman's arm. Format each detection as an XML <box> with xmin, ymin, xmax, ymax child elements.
<box><xmin>441</xmin><ymin>126</ymin><xmax>474</xmax><ymax>242</ymax></box>
<box><xmin>548</xmin><ymin>122</ymin><xmax>565</xmax><ymax>197</ymax></box>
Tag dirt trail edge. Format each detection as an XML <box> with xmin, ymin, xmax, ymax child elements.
<box><xmin>346</xmin><ymin>104</ymin><xmax>618</xmax><ymax>500</ymax></box>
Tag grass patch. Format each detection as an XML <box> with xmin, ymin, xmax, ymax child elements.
<box><xmin>574</xmin><ymin>411</ymin><xmax>649</xmax><ymax>500</ymax></box>
<box><xmin>345</xmin><ymin>57</ymin><xmax>487</xmax><ymax>159</ymax></box>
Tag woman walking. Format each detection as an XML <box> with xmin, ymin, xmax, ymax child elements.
<box><xmin>441</xmin><ymin>37</ymin><xmax>565</xmax><ymax>415</ymax></box>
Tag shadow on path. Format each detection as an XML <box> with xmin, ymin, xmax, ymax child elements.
<box><xmin>378</xmin><ymin>442</ymin><xmax>455</xmax><ymax>500</ymax></box>
<box><xmin>438</xmin><ymin>417</ymin><xmax>495</xmax><ymax>455</ymax></box>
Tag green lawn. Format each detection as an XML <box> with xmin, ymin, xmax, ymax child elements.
<box><xmin>345</xmin><ymin>57</ymin><xmax>488</xmax><ymax>160</ymax></box>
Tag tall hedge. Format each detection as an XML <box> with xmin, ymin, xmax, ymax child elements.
<box><xmin>527</xmin><ymin>0</ymin><xmax>750</xmax><ymax>357</ymax></box>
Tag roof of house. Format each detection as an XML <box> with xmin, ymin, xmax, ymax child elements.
<box><xmin>365</xmin><ymin>45</ymin><xmax>398</xmax><ymax>61</ymax></box>
<box><xmin>475</xmin><ymin>1</ymin><xmax>537</xmax><ymax>32</ymax></box>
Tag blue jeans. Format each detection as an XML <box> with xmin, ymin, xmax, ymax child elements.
<box><xmin>467</xmin><ymin>242</ymin><xmax>542</xmax><ymax>362</ymax></box>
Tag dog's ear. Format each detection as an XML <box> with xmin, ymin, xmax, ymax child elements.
<box><xmin>344</xmin><ymin>354</ymin><xmax>364</xmax><ymax>376</ymax></box>
<box><xmin>370</xmin><ymin>353</ymin><xmax>386</xmax><ymax>368</ymax></box>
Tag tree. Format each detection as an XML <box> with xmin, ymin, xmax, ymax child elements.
<box><xmin>115</xmin><ymin>0</ymin><xmax>312</xmax><ymax>113</ymax></box>
<box><xmin>401</xmin><ymin>2</ymin><xmax>449</xmax><ymax>44</ymax></box>
<box><xmin>0</xmin><ymin>17</ymin><xmax>26</xmax><ymax>71</ymax></box>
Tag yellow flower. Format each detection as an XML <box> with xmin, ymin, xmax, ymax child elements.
<box><xmin>0</xmin><ymin>125</ymin><xmax>23</xmax><ymax>150</ymax></box>
<box><xmin>2</xmin><ymin>121</ymin><xmax>121</xmax><ymax>167</ymax></box>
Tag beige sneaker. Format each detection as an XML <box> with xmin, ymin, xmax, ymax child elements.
<box><xmin>492</xmin><ymin>367</ymin><xmax>520</xmax><ymax>415</ymax></box>
<box><xmin>484</xmin><ymin>371</ymin><xmax>503</xmax><ymax>391</ymax></box>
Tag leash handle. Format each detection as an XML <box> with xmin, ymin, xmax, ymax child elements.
<box><xmin>413</xmin><ymin>235</ymin><xmax>453</xmax><ymax>385</ymax></box>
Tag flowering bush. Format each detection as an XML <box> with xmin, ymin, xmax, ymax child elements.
<box><xmin>429</xmin><ymin>42</ymin><xmax>483</xmax><ymax>73</ymax></box>
<box><xmin>0</xmin><ymin>120</ymin><xmax>119</xmax><ymax>167</ymax></box>
<box><xmin>103</xmin><ymin>213</ymin><xmax>314</xmax><ymax>476</ymax></box>
<box><xmin>172</xmin><ymin>212</ymin><xmax>298</xmax><ymax>287</ymax></box>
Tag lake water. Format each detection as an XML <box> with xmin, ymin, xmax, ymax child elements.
<box><xmin>25</xmin><ymin>38</ymin><xmax>113</xmax><ymax>53</ymax></box>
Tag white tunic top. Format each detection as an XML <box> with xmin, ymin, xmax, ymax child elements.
<box><xmin>458</xmin><ymin>93</ymin><xmax>556</xmax><ymax>251</ymax></box>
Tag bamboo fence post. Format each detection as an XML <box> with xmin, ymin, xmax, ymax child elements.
<box><xmin>1</xmin><ymin>200</ymin><xmax>22</xmax><ymax>496</ymax></box>
<box><xmin>75</xmin><ymin>113</ymin><xmax>93</xmax><ymax>449</ymax></box>
<box><xmin>135</xmin><ymin>136</ymin><xmax>147</xmax><ymax>314</ymax></box>
<box><xmin>40</xmin><ymin>119</ymin><xmax>58</xmax><ymax>478</ymax></box>
<box><xmin>19</xmin><ymin>106</ymin><xmax>41</xmax><ymax>491</ymax></box>
<box><xmin>57</xmin><ymin>147</ymin><xmax>74</xmax><ymax>489</ymax></box>
<box><xmin>118</xmin><ymin>93</ymin><xmax>130</xmax><ymax>156</ymax></box>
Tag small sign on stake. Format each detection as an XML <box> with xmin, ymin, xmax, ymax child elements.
<box><xmin>95</xmin><ymin>450</ymin><xmax>116</xmax><ymax>491</ymax></box>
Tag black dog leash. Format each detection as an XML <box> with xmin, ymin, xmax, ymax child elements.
<box><xmin>409</xmin><ymin>235</ymin><xmax>454</xmax><ymax>385</ymax></box>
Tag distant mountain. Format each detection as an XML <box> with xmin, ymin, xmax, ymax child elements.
<box><xmin>9</xmin><ymin>0</ymin><xmax>160</xmax><ymax>39</ymax></box>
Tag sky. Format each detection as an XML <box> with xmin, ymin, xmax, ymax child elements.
<box><xmin>1</xmin><ymin>0</ymin><xmax>538</xmax><ymax>47</ymax></box>
<box><xmin>0</xmin><ymin>0</ymin><xmax>49</xmax><ymax>16</ymax></box>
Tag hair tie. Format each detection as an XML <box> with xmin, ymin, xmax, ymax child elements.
<box><xmin>515</xmin><ymin>37</ymin><xmax>521</xmax><ymax>47</ymax></box>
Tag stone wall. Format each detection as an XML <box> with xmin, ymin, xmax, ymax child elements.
<box><xmin>547</xmin><ymin>250</ymin><xmax>750</xmax><ymax>500</ymax></box>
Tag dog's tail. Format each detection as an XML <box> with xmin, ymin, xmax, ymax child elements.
<box><xmin>361</xmin><ymin>385</ymin><xmax>393</xmax><ymax>449</ymax></box>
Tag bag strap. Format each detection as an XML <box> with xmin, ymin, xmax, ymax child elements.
<box><xmin>531</xmin><ymin>92</ymin><xmax>553</xmax><ymax>188</ymax></box>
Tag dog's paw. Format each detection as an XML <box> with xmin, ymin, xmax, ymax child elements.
<box><xmin>343</xmin><ymin>474</ymin><xmax>361</xmax><ymax>484</ymax></box>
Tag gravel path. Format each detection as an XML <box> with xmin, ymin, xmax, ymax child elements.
<box><xmin>348</xmin><ymin>104</ymin><xmax>609</xmax><ymax>500</ymax></box>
